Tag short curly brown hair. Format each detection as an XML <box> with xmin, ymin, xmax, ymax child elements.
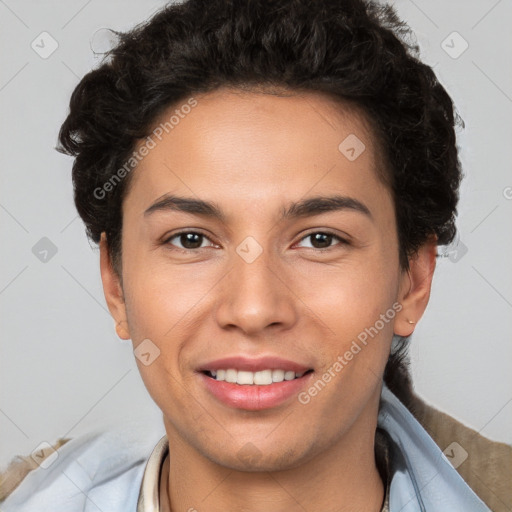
<box><xmin>56</xmin><ymin>0</ymin><xmax>463</xmax><ymax>404</ymax></box>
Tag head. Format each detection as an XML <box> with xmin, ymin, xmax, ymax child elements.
<box><xmin>57</xmin><ymin>0</ymin><xmax>461</xmax><ymax>471</ymax></box>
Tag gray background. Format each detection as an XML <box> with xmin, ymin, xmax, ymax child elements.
<box><xmin>1</xmin><ymin>0</ymin><xmax>511</xmax><ymax>470</ymax></box>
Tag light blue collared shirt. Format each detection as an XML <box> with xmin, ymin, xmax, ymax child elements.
<box><xmin>1</xmin><ymin>383</ymin><xmax>490</xmax><ymax>511</ymax></box>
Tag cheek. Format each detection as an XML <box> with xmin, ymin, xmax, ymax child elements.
<box><xmin>294</xmin><ymin>263</ymin><xmax>399</xmax><ymax>413</ymax></box>
<box><xmin>121</xmin><ymin>262</ymin><xmax>210</xmax><ymax>411</ymax></box>
<box><xmin>122</xmin><ymin>247</ymin><xmax>217</xmax><ymax>339</ymax></box>
<box><xmin>288</xmin><ymin>251</ymin><xmax>400</xmax><ymax>396</ymax></box>
<box><xmin>293</xmin><ymin>254</ymin><xmax>399</xmax><ymax>329</ymax></box>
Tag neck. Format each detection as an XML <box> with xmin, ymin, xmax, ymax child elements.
<box><xmin>162</xmin><ymin>394</ymin><xmax>384</xmax><ymax>512</ymax></box>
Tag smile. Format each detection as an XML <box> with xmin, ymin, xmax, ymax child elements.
<box><xmin>199</xmin><ymin>369</ymin><xmax>315</xmax><ymax>411</ymax></box>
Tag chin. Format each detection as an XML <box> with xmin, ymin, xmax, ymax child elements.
<box><xmin>202</xmin><ymin>439</ymin><xmax>313</xmax><ymax>473</ymax></box>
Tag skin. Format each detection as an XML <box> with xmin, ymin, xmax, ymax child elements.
<box><xmin>100</xmin><ymin>87</ymin><xmax>436</xmax><ymax>512</ymax></box>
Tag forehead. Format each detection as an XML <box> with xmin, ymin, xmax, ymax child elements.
<box><xmin>125</xmin><ymin>87</ymin><xmax>391</xmax><ymax>220</ymax></box>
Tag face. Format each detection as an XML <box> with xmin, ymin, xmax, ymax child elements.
<box><xmin>101</xmin><ymin>87</ymin><xmax>430</xmax><ymax>472</ymax></box>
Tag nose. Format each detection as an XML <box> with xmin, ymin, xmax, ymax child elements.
<box><xmin>214</xmin><ymin>245</ymin><xmax>298</xmax><ymax>336</ymax></box>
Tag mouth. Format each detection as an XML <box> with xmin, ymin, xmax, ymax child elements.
<box><xmin>199</xmin><ymin>370</ymin><xmax>315</xmax><ymax>411</ymax></box>
<box><xmin>197</xmin><ymin>356</ymin><xmax>315</xmax><ymax>410</ymax></box>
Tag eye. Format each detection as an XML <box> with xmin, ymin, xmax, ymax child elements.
<box><xmin>296</xmin><ymin>231</ymin><xmax>348</xmax><ymax>250</ymax></box>
<box><xmin>164</xmin><ymin>231</ymin><xmax>216</xmax><ymax>250</ymax></box>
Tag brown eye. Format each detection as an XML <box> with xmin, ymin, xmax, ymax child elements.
<box><xmin>310</xmin><ymin>233</ymin><xmax>333</xmax><ymax>249</ymax></box>
<box><xmin>166</xmin><ymin>231</ymin><xmax>213</xmax><ymax>250</ymax></box>
<box><xmin>297</xmin><ymin>232</ymin><xmax>347</xmax><ymax>250</ymax></box>
<box><xmin>180</xmin><ymin>233</ymin><xmax>203</xmax><ymax>249</ymax></box>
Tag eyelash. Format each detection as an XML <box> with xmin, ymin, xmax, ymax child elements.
<box><xmin>163</xmin><ymin>230</ymin><xmax>349</xmax><ymax>253</ymax></box>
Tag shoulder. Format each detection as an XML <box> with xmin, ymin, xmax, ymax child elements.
<box><xmin>378</xmin><ymin>384</ymin><xmax>494</xmax><ymax>511</ymax></box>
<box><xmin>0</xmin><ymin>437</ymin><xmax>71</xmax><ymax>502</ymax></box>
<box><xmin>0</xmin><ymin>421</ymin><xmax>164</xmax><ymax>511</ymax></box>
<box><xmin>411</xmin><ymin>392</ymin><xmax>512</xmax><ymax>512</ymax></box>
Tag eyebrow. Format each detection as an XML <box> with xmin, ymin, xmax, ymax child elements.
<box><xmin>144</xmin><ymin>194</ymin><xmax>226</xmax><ymax>220</ymax></box>
<box><xmin>281</xmin><ymin>195</ymin><xmax>371</xmax><ymax>220</ymax></box>
<box><xmin>144</xmin><ymin>193</ymin><xmax>372</xmax><ymax>221</ymax></box>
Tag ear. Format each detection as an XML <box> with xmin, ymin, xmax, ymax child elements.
<box><xmin>394</xmin><ymin>236</ymin><xmax>437</xmax><ymax>337</ymax></box>
<box><xmin>99</xmin><ymin>232</ymin><xmax>131</xmax><ymax>340</ymax></box>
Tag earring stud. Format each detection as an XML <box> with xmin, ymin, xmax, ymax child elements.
<box><xmin>407</xmin><ymin>319</ymin><xmax>416</xmax><ymax>325</ymax></box>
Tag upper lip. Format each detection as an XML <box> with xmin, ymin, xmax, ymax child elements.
<box><xmin>198</xmin><ymin>356</ymin><xmax>313</xmax><ymax>373</ymax></box>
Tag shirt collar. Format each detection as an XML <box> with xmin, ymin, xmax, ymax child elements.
<box><xmin>137</xmin><ymin>434</ymin><xmax>169</xmax><ymax>512</ymax></box>
<box><xmin>136</xmin><ymin>429</ymin><xmax>391</xmax><ymax>512</ymax></box>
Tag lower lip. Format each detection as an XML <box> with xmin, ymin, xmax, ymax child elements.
<box><xmin>199</xmin><ymin>372</ymin><xmax>314</xmax><ymax>411</ymax></box>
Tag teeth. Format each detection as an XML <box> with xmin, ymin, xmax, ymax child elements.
<box><xmin>272</xmin><ymin>369</ymin><xmax>285</xmax><ymax>382</ymax></box>
<box><xmin>254</xmin><ymin>370</ymin><xmax>272</xmax><ymax>385</ymax></box>
<box><xmin>207</xmin><ymin>368</ymin><xmax>308</xmax><ymax>385</ymax></box>
<box><xmin>225</xmin><ymin>369</ymin><xmax>237</xmax><ymax>383</ymax></box>
<box><xmin>237</xmin><ymin>370</ymin><xmax>254</xmax><ymax>385</ymax></box>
